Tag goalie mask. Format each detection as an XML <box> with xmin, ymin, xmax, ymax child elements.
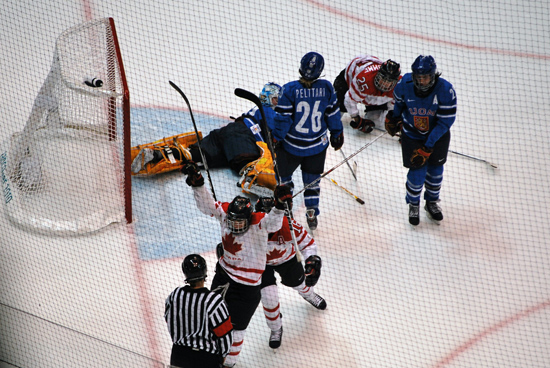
<box><xmin>259</xmin><ymin>82</ymin><xmax>283</xmax><ymax>108</ymax></box>
<box><xmin>182</xmin><ymin>254</ymin><xmax>207</xmax><ymax>283</ymax></box>
<box><xmin>227</xmin><ymin>196</ymin><xmax>253</xmax><ymax>234</ymax></box>
<box><xmin>255</xmin><ymin>197</ymin><xmax>275</xmax><ymax>213</ymax></box>
<box><xmin>374</xmin><ymin>59</ymin><xmax>400</xmax><ymax>92</ymax></box>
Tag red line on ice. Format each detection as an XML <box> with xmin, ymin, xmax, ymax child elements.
<box><xmin>303</xmin><ymin>0</ymin><xmax>550</xmax><ymax>60</ymax></box>
<box><xmin>433</xmin><ymin>299</ymin><xmax>550</xmax><ymax>367</ymax></box>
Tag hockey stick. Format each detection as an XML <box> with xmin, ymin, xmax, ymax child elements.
<box><xmin>323</xmin><ymin>177</ymin><xmax>365</xmax><ymax>205</ymax></box>
<box><xmin>293</xmin><ymin>131</ymin><xmax>388</xmax><ymax>198</ymax></box>
<box><xmin>373</xmin><ymin>127</ymin><xmax>498</xmax><ymax>169</ymax></box>
<box><xmin>234</xmin><ymin>87</ymin><xmax>301</xmax><ymax>257</ymax></box>
<box><xmin>340</xmin><ymin>148</ymin><xmax>358</xmax><ymax>181</ymax></box>
<box><xmin>448</xmin><ymin>149</ymin><xmax>498</xmax><ymax>169</ymax></box>
<box><xmin>169</xmin><ymin>81</ymin><xmax>217</xmax><ymax>200</ymax></box>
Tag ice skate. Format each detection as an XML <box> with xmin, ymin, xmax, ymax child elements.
<box><xmin>425</xmin><ymin>201</ymin><xmax>443</xmax><ymax>223</ymax></box>
<box><xmin>303</xmin><ymin>292</ymin><xmax>327</xmax><ymax>310</ymax></box>
<box><xmin>306</xmin><ymin>209</ymin><xmax>318</xmax><ymax>231</ymax></box>
<box><xmin>409</xmin><ymin>204</ymin><xmax>420</xmax><ymax>226</ymax></box>
<box><xmin>269</xmin><ymin>326</ymin><xmax>283</xmax><ymax>349</ymax></box>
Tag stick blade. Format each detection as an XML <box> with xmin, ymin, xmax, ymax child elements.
<box><xmin>234</xmin><ymin>88</ymin><xmax>259</xmax><ymax>104</ymax></box>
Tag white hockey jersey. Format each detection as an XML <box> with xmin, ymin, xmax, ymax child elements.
<box><xmin>266</xmin><ymin>218</ymin><xmax>317</xmax><ymax>266</ymax></box>
<box><xmin>344</xmin><ymin>55</ymin><xmax>395</xmax><ymax>117</ymax></box>
<box><xmin>192</xmin><ymin>185</ymin><xmax>285</xmax><ymax>286</ymax></box>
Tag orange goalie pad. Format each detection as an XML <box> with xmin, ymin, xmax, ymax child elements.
<box><xmin>239</xmin><ymin>141</ymin><xmax>277</xmax><ymax>195</ymax></box>
<box><xmin>130</xmin><ymin>131</ymin><xmax>201</xmax><ymax>176</ymax></box>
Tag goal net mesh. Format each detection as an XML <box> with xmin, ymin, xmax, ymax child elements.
<box><xmin>2</xmin><ymin>18</ymin><xmax>129</xmax><ymax>234</ymax></box>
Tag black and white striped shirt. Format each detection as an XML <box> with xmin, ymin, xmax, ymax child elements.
<box><xmin>165</xmin><ymin>286</ymin><xmax>233</xmax><ymax>357</ymax></box>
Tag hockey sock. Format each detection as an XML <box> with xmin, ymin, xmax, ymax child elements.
<box><xmin>261</xmin><ymin>285</ymin><xmax>282</xmax><ymax>331</ymax></box>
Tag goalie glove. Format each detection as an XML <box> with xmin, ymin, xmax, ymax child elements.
<box><xmin>181</xmin><ymin>162</ymin><xmax>204</xmax><ymax>187</ymax></box>
<box><xmin>304</xmin><ymin>255</ymin><xmax>322</xmax><ymax>287</ymax></box>
<box><xmin>384</xmin><ymin>110</ymin><xmax>403</xmax><ymax>137</ymax></box>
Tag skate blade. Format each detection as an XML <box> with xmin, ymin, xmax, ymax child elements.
<box><xmin>425</xmin><ymin>212</ymin><xmax>442</xmax><ymax>225</ymax></box>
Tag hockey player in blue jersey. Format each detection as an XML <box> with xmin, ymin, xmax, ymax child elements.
<box><xmin>272</xmin><ymin>52</ymin><xmax>344</xmax><ymax>230</ymax></box>
<box><xmin>385</xmin><ymin>55</ymin><xmax>457</xmax><ymax>225</ymax></box>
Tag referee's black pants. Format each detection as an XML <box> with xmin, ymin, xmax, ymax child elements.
<box><xmin>170</xmin><ymin>344</ymin><xmax>222</xmax><ymax>368</ymax></box>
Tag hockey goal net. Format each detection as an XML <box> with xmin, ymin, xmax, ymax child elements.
<box><xmin>1</xmin><ymin>18</ymin><xmax>131</xmax><ymax>234</ymax></box>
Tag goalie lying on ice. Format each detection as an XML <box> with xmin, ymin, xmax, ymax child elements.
<box><xmin>130</xmin><ymin>82</ymin><xmax>282</xmax><ymax>195</ymax></box>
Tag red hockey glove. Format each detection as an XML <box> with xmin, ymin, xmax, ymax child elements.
<box><xmin>304</xmin><ymin>255</ymin><xmax>322</xmax><ymax>286</ymax></box>
<box><xmin>410</xmin><ymin>146</ymin><xmax>433</xmax><ymax>168</ymax></box>
<box><xmin>330</xmin><ymin>132</ymin><xmax>344</xmax><ymax>151</ymax></box>
<box><xmin>384</xmin><ymin>110</ymin><xmax>403</xmax><ymax>137</ymax></box>
<box><xmin>350</xmin><ymin>116</ymin><xmax>375</xmax><ymax>133</ymax></box>
<box><xmin>273</xmin><ymin>185</ymin><xmax>293</xmax><ymax>211</ymax></box>
<box><xmin>181</xmin><ymin>162</ymin><xmax>204</xmax><ymax>187</ymax></box>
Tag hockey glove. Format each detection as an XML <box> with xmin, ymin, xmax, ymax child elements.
<box><xmin>181</xmin><ymin>162</ymin><xmax>204</xmax><ymax>187</ymax></box>
<box><xmin>350</xmin><ymin>116</ymin><xmax>375</xmax><ymax>134</ymax></box>
<box><xmin>410</xmin><ymin>146</ymin><xmax>433</xmax><ymax>168</ymax></box>
<box><xmin>384</xmin><ymin>110</ymin><xmax>403</xmax><ymax>137</ymax></box>
<box><xmin>273</xmin><ymin>185</ymin><xmax>293</xmax><ymax>211</ymax></box>
<box><xmin>216</xmin><ymin>242</ymin><xmax>224</xmax><ymax>260</ymax></box>
<box><xmin>330</xmin><ymin>132</ymin><xmax>344</xmax><ymax>151</ymax></box>
<box><xmin>304</xmin><ymin>255</ymin><xmax>322</xmax><ymax>287</ymax></box>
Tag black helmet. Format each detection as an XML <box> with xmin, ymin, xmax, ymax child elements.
<box><xmin>255</xmin><ymin>197</ymin><xmax>275</xmax><ymax>213</ymax></box>
<box><xmin>227</xmin><ymin>196</ymin><xmax>252</xmax><ymax>234</ymax></box>
<box><xmin>374</xmin><ymin>59</ymin><xmax>401</xmax><ymax>92</ymax></box>
<box><xmin>182</xmin><ymin>254</ymin><xmax>207</xmax><ymax>283</ymax></box>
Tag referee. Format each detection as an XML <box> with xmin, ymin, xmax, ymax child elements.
<box><xmin>165</xmin><ymin>254</ymin><xmax>233</xmax><ymax>368</ymax></box>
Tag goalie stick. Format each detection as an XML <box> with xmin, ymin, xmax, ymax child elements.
<box><xmin>169</xmin><ymin>81</ymin><xmax>217</xmax><ymax>200</ymax></box>
<box><xmin>234</xmin><ymin>87</ymin><xmax>301</xmax><ymax>257</ymax></box>
<box><xmin>293</xmin><ymin>131</ymin><xmax>388</xmax><ymax>198</ymax></box>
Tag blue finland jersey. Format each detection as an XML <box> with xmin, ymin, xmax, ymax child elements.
<box><xmin>393</xmin><ymin>73</ymin><xmax>457</xmax><ymax>149</ymax></box>
<box><xmin>273</xmin><ymin>79</ymin><xmax>342</xmax><ymax>156</ymax></box>
<box><xmin>242</xmin><ymin>105</ymin><xmax>276</xmax><ymax>142</ymax></box>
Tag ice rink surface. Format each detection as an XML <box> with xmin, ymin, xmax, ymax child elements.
<box><xmin>1</xmin><ymin>0</ymin><xmax>550</xmax><ymax>367</ymax></box>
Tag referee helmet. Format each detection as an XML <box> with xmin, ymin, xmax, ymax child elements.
<box><xmin>182</xmin><ymin>254</ymin><xmax>208</xmax><ymax>283</ymax></box>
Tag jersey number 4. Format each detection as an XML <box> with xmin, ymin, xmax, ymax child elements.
<box><xmin>296</xmin><ymin>101</ymin><xmax>323</xmax><ymax>134</ymax></box>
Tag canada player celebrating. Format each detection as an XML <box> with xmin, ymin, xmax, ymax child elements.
<box><xmin>254</xmin><ymin>197</ymin><xmax>326</xmax><ymax>349</ymax></box>
<box><xmin>181</xmin><ymin>161</ymin><xmax>291</xmax><ymax>368</ymax></box>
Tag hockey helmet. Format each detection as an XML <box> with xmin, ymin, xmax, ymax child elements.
<box><xmin>374</xmin><ymin>59</ymin><xmax>401</xmax><ymax>92</ymax></box>
<box><xmin>227</xmin><ymin>196</ymin><xmax>253</xmax><ymax>234</ymax></box>
<box><xmin>411</xmin><ymin>55</ymin><xmax>438</xmax><ymax>94</ymax></box>
<box><xmin>182</xmin><ymin>254</ymin><xmax>207</xmax><ymax>283</ymax></box>
<box><xmin>255</xmin><ymin>197</ymin><xmax>275</xmax><ymax>213</ymax></box>
<box><xmin>259</xmin><ymin>82</ymin><xmax>283</xmax><ymax>108</ymax></box>
<box><xmin>299</xmin><ymin>52</ymin><xmax>324</xmax><ymax>81</ymax></box>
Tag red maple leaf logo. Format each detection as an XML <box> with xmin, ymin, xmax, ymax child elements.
<box><xmin>267</xmin><ymin>248</ymin><xmax>285</xmax><ymax>262</ymax></box>
<box><xmin>223</xmin><ymin>232</ymin><xmax>243</xmax><ymax>255</ymax></box>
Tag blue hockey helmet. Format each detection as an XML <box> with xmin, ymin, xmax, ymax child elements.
<box><xmin>411</xmin><ymin>55</ymin><xmax>437</xmax><ymax>93</ymax></box>
<box><xmin>299</xmin><ymin>52</ymin><xmax>324</xmax><ymax>81</ymax></box>
<box><xmin>182</xmin><ymin>254</ymin><xmax>207</xmax><ymax>283</ymax></box>
<box><xmin>259</xmin><ymin>82</ymin><xmax>283</xmax><ymax>108</ymax></box>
